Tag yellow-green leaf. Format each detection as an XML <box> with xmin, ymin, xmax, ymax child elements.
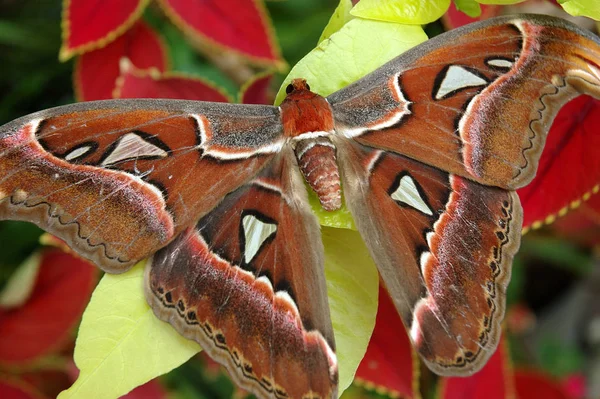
<box><xmin>454</xmin><ymin>0</ymin><xmax>482</xmax><ymax>17</ymax></box>
<box><xmin>557</xmin><ymin>0</ymin><xmax>600</xmax><ymax>20</ymax></box>
<box><xmin>308</xmin><ymin>189</ymin><xmax>355</xmax><ymax>230</ymax></box>
<box><xmin>62</xmin><ymin>228</ymin><xmax>379</xmax><ymax>399</ymax></box>
<box><xmin>59</xmin><ymin>262</ymin><xmax>201</xmax><ymax>399</ymax></box>
<box><xmin>319</xmin><ymin>0</ymin><xmax>355</xmax><ymax>43</ymax></box>
<box><xmin>0</xmin><ymin>252</ymin><xmax>41</xmax><ymax>308</ymax></box>
<box><xmin>476</xmin><ymin>0</ymin><xmax>525</xmax><ymax>4</ymax></box>
<box><xmin>276</xmin><ymin>18</ymin><xmax>427</xmax><ymax>105</ymax></box>
<box><xmin>323</xmin><ymin>226</ymin><xmax>379</xmax><ymax>395</ymax></box>
<box><xmin>351</xmin><ymin>0</ymin><xmax>451</xmax><ymax>24</ymax></box>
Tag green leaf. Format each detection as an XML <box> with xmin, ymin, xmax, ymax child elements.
<box><xmin>520</xmin><ymin>236</ymin><xmax>592</xmax><ymax>275</ymax></box>
<box><xmin>275</xmin><ymin>17</ymin><xmax>427</xmax><ymax>103</ymax></box>
<box><xmin>0</xmin><ymin>252</ymin><xmax>41</xmax><ymax>308</ymax></box>
<box><xmin>275</xmin><ymin>18</ymin><xmax>427</xmax><ymax>104</ymax></box>
<box><xmin>350</xmin><ymin>0</ymin><xmax>451</xmax><ymax>24</ymax></box>
<box><xmin>476</xmin><ymin>0</ymin><xmax>525</xmax><ymax>4</ymax></box>
<box><xmin>538</xmin><ymin>335</ymin><xmax>585</xmax><ymax>377</ymax></box>
<box><xmin>59</xmin><ymin>262</ymin><xmax>201</xmax><ymax>399</ymax></box>
<box><xmin>557</xmin><ymin>0</ymin><xmax>600</xmax><ymax>20</ymax></box>
<box><xmin>454</xmin><ymin>0</ymin><xmax>482</xmax><ymax>17</ymax></box>
<box><xmin>506</xmin><ymin>252</ymin><xmax>525</xmax><ymax>306</ymax></box>
<box><xmin>0</xmin><ymin>221</ymin><xmax>43</xmax><ymax>268</ymax></box>
<box><xmin>308</xmin><ymin>189</ymin><xmax>355</xmax><ymax>230</ymax></box>
<box><xmin>319</xmin><ymin>0</ymin><xmax>355</xmax><ymax>43</ymax></box>
<box><xmin>0</xmin><ymin>20</ymin><xmax>57</xmax><ymax>50</ymax></box>
<box><xmin>323</xmin><ymin>227</ymin><xmax>379</xmax><ymax>394</ymax></box>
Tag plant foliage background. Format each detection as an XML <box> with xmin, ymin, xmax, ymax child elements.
<box><xmin>1</xmin><ymin>1</ymin><xmax>600</xmax><ymax>399</ymax></box>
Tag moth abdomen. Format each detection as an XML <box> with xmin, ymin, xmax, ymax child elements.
<box><xmin>294</xmin><ymin>137</ymin><xmax>341</xmax><ymax>211</ymax></box>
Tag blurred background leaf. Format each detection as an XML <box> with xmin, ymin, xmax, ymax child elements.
<box><xmin>1</xmin><ymin>1</ymin><xmax>600</xmax><ymax>398</ymax></box>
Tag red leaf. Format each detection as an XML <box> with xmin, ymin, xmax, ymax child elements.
<box><xmin>439</xmin><ymin>339</ymin><xmax>514</xmax><ymax>399</ymax></box>
<box><xmin>560</xmin><ymin>373</ymin><xmax>586</xmax><ymax>399</ymax></box>
<box><xmin>157</xmin><ymin>0</ymin><xmax>283</xmax><ymax>67</ymax></box>
<box><xmin>0</xmin><ymin>378</ymin><xmax>46</xmax><ymax>399</ymax></box>
<box><xmin>441</xmin><ymin>3</ymin><xmax>501</xmax><ymax>29</ymax></box>
<box><xmin>552</xmin><ymin>191</ymin><xmax>600</xmax><ymax>246</ymax></box>
<box><xmin>19</xmin><ymin>370</ymin><xmax>72</xmax><ymax>399</ymax></box>
<box><xmin>75</xmin><ymin>21</ymin><xmax>169</xmax><ymax>101</ymax></box>
<box><xmin>0</xmin><ymin>250</ymin><xmax>97</xmax><ymax>365</ymax></box>
<box><xmin>60</xmin><ymin>0</ymin><xmax>149</xmax><ymax>61</ymax></box>
<box><xmin>514</xmin><ymin>370</ymin><xmax>569</xmax><ymax>399</ymax></box>
<box><xmin>39</xmin><ymin>234</ymin><xmax>75</xmax><ymax>254</ymax></box>
<box><xmin>355</xmin><ymin>285</ymin><xmax>419</xmax><ymax>399</ymax></box>
<box><xmin>121</xmin><ymin>379</ymin><xmax>168</xmax><ymax>399</ymax></box>
<box><xmin>239</xmin><ymin>71</ymin><xmax>274</xmax><ymax>104</ymax></box>
<box><xmin>518</xmin><ymin>96</ymin><xmax>600</xmax><ymax>232</ymax></box>
<box><xmin>505</xmin><ymin>303</ymin><xmax>536</xmax><ymax>335</ymax></box>
<box><xmin>115</xmin><ymin>61</ymin><xmax>232</xmax><ymax>102</ymax></box>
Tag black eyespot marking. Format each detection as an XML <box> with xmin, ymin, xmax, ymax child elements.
<box><xmin>261</xmin><ymin>378</ymin><xmax>272</xmax><ymax>388</ymax></box>
<box><xmin>164</xmin><ymin>292</ymin><xmax>173</xmax><ymax>304</ymax></box>
<box><xmin>285</xmin><ymin>84</ymin><xmax>294</xmax><ymax>94</ymax></box>
<box><xmin>305</xmin><ymin>83</ymin><xmax>311</xmax><ymax>91</ymax></box>
<box><xmin>215</xmin><ymin>333</ymin><xmax>226</xmax><ymax>345</ymax></box>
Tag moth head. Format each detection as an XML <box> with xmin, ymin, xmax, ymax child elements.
<box><xmin>280</xmin><ymin>78</ymin><xmax>334</xmax><ymax>136</ymax></box>
<box><xmin>284</xmin><ymin>79</ymin><xmax>314</xmax><ymax>99</ymax></box>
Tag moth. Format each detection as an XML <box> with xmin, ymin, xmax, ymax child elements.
<box><xmin>1</xmin><ymin>13</ymin><xmax>599</xmax><ymax>399</ymax></box>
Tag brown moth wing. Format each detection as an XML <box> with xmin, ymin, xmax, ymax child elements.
<box><xmin>328</xmin><ymin>14</ymin><xmax>600</xmax><ymax>189</ymax></box>
<box><xmin>334</xmin><ymin>137</ymin><xmax>522</xmax><ymax>375</ymax></box>
<box><xmin>0</xmin><ymin>100</ymin><xmax>283</xmax><ymax>273</ymax></box>
<box><xmin>145</xmin><ymin>148</ymin><xmax>337</xmax><ymax>399</ymax></box>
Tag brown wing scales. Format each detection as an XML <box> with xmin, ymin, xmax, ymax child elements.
<box><xmin>329</xmin><ymin>15</ymin><xmax>600</xmax><ymax>189</ymax></box>
<box><xmin>146</xmin><ymin>150</ymin><xmax>337</xmax><ymax>399</ymax></box>
<box><xmin>0</xmin><ymin>100</ymin><xmax>281</xmax><ymax>273</ymax></box>
<box><xmin>336</xmin><ymin>138</ymin><xmax>521</xmax><ymax>375</ymax></box>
